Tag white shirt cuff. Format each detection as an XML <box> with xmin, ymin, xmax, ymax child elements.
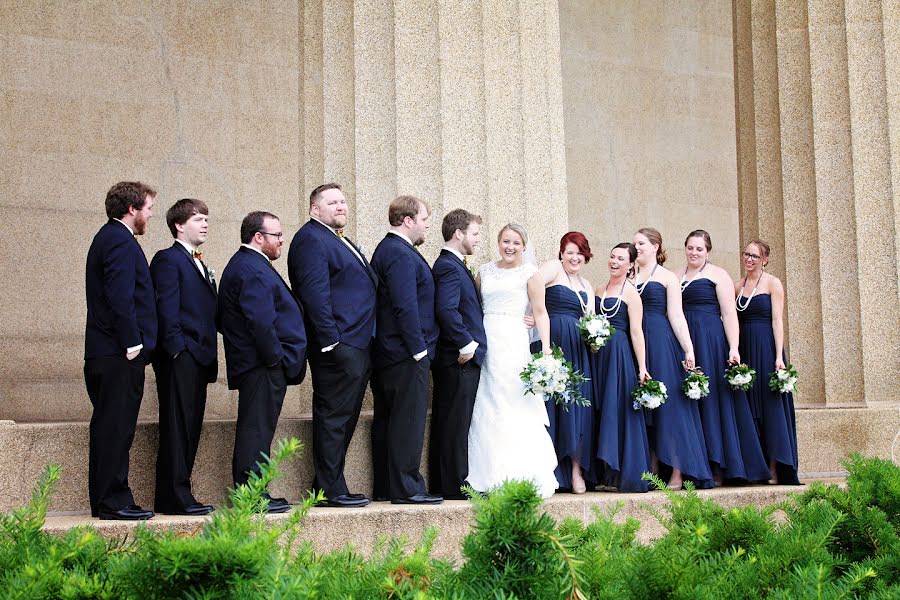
<box><xmin>126</xmin><ymin>344</ymin><xmax>143</xmax><ymax>354</ymax></box>
<box><xmin>413</xmin><ymin>349</ymin><xmax>428</xmax><ymax>361</ymax></box>
<box><xmin>321</xmin><ymin>342</ymin><xmax>339</xmax><ymax>352</ymax></box>
<box><xmin>459</xmin><ymin>340</ymin><xmax>479</xmax><ymax>355</ymax></box>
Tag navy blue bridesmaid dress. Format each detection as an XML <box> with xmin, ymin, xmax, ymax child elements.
<box><xmin>737</xmin><ymin>293</ymin><xmax>800</xmax><ymax>485</ymax></box>
<box><xmin>541</xmin><ymin>285</ymin><xmax>595</xmax><ymax>490</ymax></box>
<box><xmin>682</xmin><ymin>279</ymin><xmax>769</xmax><ymax>482</ymax></box>
<box><xmin>641</xmin><ymin>281</ymin><xmax>713</xmax><ymax>488</ymax></box>
<box><xmin>591</xmin><ymin>295</ymin><xmax>651</xmax><ymax>492</ymax></box>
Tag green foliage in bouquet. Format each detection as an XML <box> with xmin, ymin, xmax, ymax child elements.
<box><xmin>769</xmin><ymin>363</ymin><xmax>799</xmax><ymax>394</ymax></box>
<box><xmin>520</xmin><ymin>344</ymin><xmax>590</xmax><ymax>411</ymax></box>
<box><xmin>725</xmin><ymin>363</ymin><xmax>756</xmax><ymax>391</ymax></box>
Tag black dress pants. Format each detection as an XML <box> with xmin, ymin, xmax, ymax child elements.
<box><xmin>232</xmin><ymin>364</ymin><xmax>287</xmax><ymax>488</ymax></box>
<box><xmin>371</xmin><ymin>356</ymin><xmax>430</xmax><ymax>499</ymax></box>
<box><xmin>429</xmin><ymin>360</ymin><xmax>480</xmax><ymax>496</ymax></box>
<box><xmin>308</xmin><ymin>342</ymin><xmax>371</xmax><ymax>498</ymax></box>
<box><xmin>84</xmin><ymin>356</ymin><xmax>145</xmax><ymax>515</ymax></box>
<box><xmin>153</xmin><ymin>352</ymin><xmax>211</xmax><ymax>511</ymax></box>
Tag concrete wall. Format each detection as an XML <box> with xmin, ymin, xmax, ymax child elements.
<box><xmin>560</xmin><ymin>0</ymin><xmax>741</xmax><ymax>285</ymax></box>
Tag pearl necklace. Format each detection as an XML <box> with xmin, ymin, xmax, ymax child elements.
<box><xmin>635</xmin><ymin>263</ymin><xmax>658</xmax><ymax>295</ymax></box>
<box><xmin>680</xmin><ymin>261</ymin><xmax>708</xmax><ymax>291</ymax></box>
<box><xmin>735</xmin><ymin>272</ymin><xmax>763</xmax><ymax>312</ymax></box>
<box><xmin>565</xmin><ymin>271</ymin><xmax>590</xmax><ymax>315</ymax></box>
<box><xmin>599</xmin><ymin>279</ymin><xmax>627</xmax><ymax>319</ymax></box>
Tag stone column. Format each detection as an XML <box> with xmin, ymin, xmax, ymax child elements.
<box><xmin>775</xmin><ymin>0</ymin><xmax>826</xmax><ymax>404</ymax></box>
<box><xmin>300</xmin><ymin>0</ymin><xmax>569</xmax><ymax>261</ymax></box>
<box><xmin>846</xmin><ymin>0</ymin><xmax>900</xmax><ymax>404</ymax></box>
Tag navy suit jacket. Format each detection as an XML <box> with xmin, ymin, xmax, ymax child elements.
<box><xmin>150</xmin><ymin>242</ymin><xmax>218</xmax><ymax>376</ymax></box>
<box><xmin>432</xmin><ymin>249</ymin><xmax>487</xmax><ymax>368</ymax></box>
<box><xmin>84</xmin><ymin>220</ymin><xmax>157</xmax><ymax>361</ymax></box>
<box><xmin>217</xmin><ymin>247</ymin><xmax>307</xmax><ymax>389</ymax></box>
<box><xmin>287</xmin><ymin>219</ymin><xmax>378</xmax><ymax>351</ymax></box>
<box><xmin>370</xmin><ymin>233</ymin><xmax>438</xmax><ymax>369</ymax></box>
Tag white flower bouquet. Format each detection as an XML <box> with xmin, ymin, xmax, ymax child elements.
<box><xmin>631</xmin><ymin>378</ymin><xmax>667</xmax><ymax>410</ymax></box>
<box><xmin>520</xmin><ymin>345</ymin><xmax>590</xmax><ymax>411</ymax></box>
<box><xmin>577</xmin><ymin>313</ymin><xmax>616</xmax><ymax>353</ymax></box>
<box><xmin>681</xmin><ymin>367</ymin><xmax>710</xmax><ymax>400</ymax></box>
<box><xmin>769</xmin><ymin>364</ymin><xmax>799</xmax><ymax>394</ymax></box>
<box><xmin>725</xmin><ymin>363</ymin><xmax>756</xmax><ymax>391</ymax></box>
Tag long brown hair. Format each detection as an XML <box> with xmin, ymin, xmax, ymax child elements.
<box><xmin>637</xmin><ymin>227</ymin><xmax>667</xmax><ymax>265</ymax></box>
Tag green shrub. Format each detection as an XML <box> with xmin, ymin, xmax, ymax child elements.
<box><xmin>1</xmin><ymin>445</ymin><xmax>898</xmax><ymax>599</ymax></box>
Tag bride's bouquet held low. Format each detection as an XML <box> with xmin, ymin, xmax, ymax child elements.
<box><xmin>520</xmin><ymin>345</ymin><xmax>590</xmax><ymax>411</ymax></box>
<box><xmin>631</xmin><ymin>378</ymin><xmax>667</xmax><ymax>410</ymax></box>
<box><xmin>577</xmin><ymin>313</ymin><xmax>615</xmax><ymax>352</ymax></box>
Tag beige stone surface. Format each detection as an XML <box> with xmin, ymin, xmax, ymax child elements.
<box><xmin>560</xmin><ymin>1</ymin><xmax>741</xmax><ymax>284</ymax></box>
<box><xmin>773</xmin><ymin>0</ymin><xmax>826</xmax><ymax>405</ymax></box>
<box><xmin>846</xmin><ymin>0</ymin><xmax>900</xmax><ymax>405</ymax></box>
<box><xmin>1</xmin><ymin>0</ymin><xmax>300</xmax><ymax>422</ymax></box>
<box><xmin>3</xmin><ymin>406</ymin><xmax>895</xmax><ymax>513</ymax></box>
<box><xmin>41</xmin><ymin>481</ymin><xmax>823</xmax><ymax>559</ymax></box>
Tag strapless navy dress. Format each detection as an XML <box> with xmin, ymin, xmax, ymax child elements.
<box><xmin>590</xmin><ymin>296</ymin><xmax>651</xmax><ymax>492</ymax></box>
<box><xmin>540</xmin><ymin>285</ymin><xmax>596</xmax><ymax>489</ymax></box>
<box><xmin>641</xmin><ymin>282</ymin><xmax>713</xmax><ymax>488</ymax></box>
<box><xmin>737</xmin><ymin>293</ymin><xmax>800</xmax><ymax>484</ymax></box>
<box><xmin>682</xmin><ymin>279</ymin><xmax>769</xmax><ymax>482</ymax></box>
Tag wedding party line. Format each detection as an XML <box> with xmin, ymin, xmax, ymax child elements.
<box><xmin>83</xmin><ymin>180</ymin><xmax>799</xmax><ymax>521</ymax></box>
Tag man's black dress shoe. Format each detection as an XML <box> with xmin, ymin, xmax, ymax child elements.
<box><xmin>391</xmin><ymin>493</ymin><xmax>443</xmax><ymax>505</ymax></box>
<box><xmin>261</xmin><ymin>493</ymin><xmax>289</xmax><ymax>508</ymax></box>
<box><xmin>347</xmin><ymin>493</ymin><xmax>369</xmax><ymax>500</ymax></box>
<box><xmin>324</xmin><ymin>494</ymin><xmax>370</xmax><ymax>508</ymax></box>
<box><xmin>372</xmin><ymin>496</ymin><xmax>389</xmax><ymax>502</ymax></box>
<box><xmin>158</xmin><ymin>502</ymin><xmax>215</xmax><ymax>516</ymax></box>
<box><xmin>98</xmin><ymin>505</ymin><xmax>154</xmax><ymax>520</ymax></box>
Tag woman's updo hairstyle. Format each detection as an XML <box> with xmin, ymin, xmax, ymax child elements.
<box><xmin>559</xmin><ymin>231</ymin><xmax>593</xmax><ymax>263</ymax></box>
<box><xmin>745</xmin><ymin>238</ymin><xmax>771</xmax><ymax>268</ymax></box>
<box><xmin>684</xmin><ymin>229</ymin><xmax>712</xmax><ymax>252</ymax></box>
<box><xmin>637</xmin><ymin>227</ymin><xmax>667</xmax><ymax>265</ymax></box>
<box><xmin>613</xmin><ymin>242</ymin><xmax>637</xmax><ymax>279</ymax></box>
<box><xmin>498</xmin><ymin>222</ymin><xmax>528</xmax><ymax>245</ymax></box>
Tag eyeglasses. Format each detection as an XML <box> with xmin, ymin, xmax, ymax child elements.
<box><xmin>742</xmin><ymin>252</ymin><xmax>762</xmax><ymax>261</ymax></box>
<box><xmin>257</xmin><ymin>231</ymin><xmax>283</xmax><ymax>239</ymax></box>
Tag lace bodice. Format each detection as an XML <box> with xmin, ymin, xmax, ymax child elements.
<box><xmin>478</xmin><ymin>261</ymin><xmax>536</xmax><ymax>317</ymax></box>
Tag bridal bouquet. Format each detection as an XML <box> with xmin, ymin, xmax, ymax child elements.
<box><xmin>577</xmin><ymin>313</ymin><xmax>615</xmax><ymax>352</ymax></box>
<box><xmin>769</xmin><ymin>364</ymin><xmax>799</xmax><ymax>394</ymax></box>
<box><xmin>681</xmin><ymin>367</ymin><xmax>710</xmax><ymax>400</ymax></box>
<box><xmin>520</xmin><ymin>345</ymin><xmax>590</xmax><ymax>411</ymax></box>
<box><xmin>632</xmin><ymin>379</ymin><xmax>667</xmax><ymax>410</ymax></box>
<box><xmin>725</xmin><ymin>363</ymin><xmax>756</xmax><ymax>391</ymax></box>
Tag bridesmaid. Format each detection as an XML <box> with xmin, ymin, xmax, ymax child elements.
<box><xmin>592</xmin><ymin>243</ymin><xmax>652</xmax><ymax>492</ymax></box>
<box><xmin>734</xmin><ymin>240</ymin><xmax>800</xmax><ymax>485</ymax></box>
<box><xmin>632</xmin><ymin>227</ymin><xmax>712</xmax><ymax>490</ymax></box>
<box><xmin>536</xmin><ymin>232</ymin><xmax>595</xmax><ymax>493</ymax></box>
<box><xmin>677</xmin><ymin>230</ymin><xmax>769</xmax><ymax>485</ymax></box>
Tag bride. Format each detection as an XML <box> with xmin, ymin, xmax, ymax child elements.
<box><xmin>467</xmin><ymin>223</ymin><xmax>559</xmax><ymax>499</ymax></box>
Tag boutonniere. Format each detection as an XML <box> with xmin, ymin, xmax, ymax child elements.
<box><xmin>464</xmin><ymin>256</ymin><xmax>478</xmax><ymax>279</ymax></box>
<box><xmin>207</xmin><ymin>267</ymin><xmax>216</xmax><ymax>284</ymax></box>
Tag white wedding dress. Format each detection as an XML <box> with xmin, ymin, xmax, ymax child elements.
<box><xmin>467</xmin><ymin>262</ymin><xmax>559</xmax><ymax>499</ymax></box>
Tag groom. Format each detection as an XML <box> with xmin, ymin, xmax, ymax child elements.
<box><xmin>429</xmin><ymin>209</ymin><xmax>486</xmax><ymax>499</ymax></box>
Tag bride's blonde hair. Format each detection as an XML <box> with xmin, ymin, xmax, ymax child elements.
<box><xmin>497</xmin><ymin>223</ymin><xmax>528</xmax><ymax>245</ymax></box>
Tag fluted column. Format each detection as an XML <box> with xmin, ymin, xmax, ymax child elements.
<box><xmin>774</xmin><ymin>0</ymin><xmax>826</xmax><ymax>404</ymax></box>
<box><xmin>300</xmin><ymin>0</ymin><xmax>569</xmax><ymax>261</ymax></box>
<box><xmin>883</xmin><ymin>0</ymin><xmax>900</xmax><ymax>292</ymax></box>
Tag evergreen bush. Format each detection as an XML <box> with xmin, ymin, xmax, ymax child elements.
<box><xmin>0</xmin><ymin>443</ymin><xmax>897</xmax><ymax>599</ymax></box>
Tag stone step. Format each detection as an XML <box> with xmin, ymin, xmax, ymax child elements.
<box><xmin>1</xmin><ymin>405</ymin><xmax>897</xmax><ymax>513</ymax></box>
<box><xmin>41</xmin><ymin>480</ymin><xmax>835</xmax><ymax>560</ymax></box>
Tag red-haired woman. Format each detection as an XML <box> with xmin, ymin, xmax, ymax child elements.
<box><xmin>734</xmin><ymin>240</ymin><xmax>800</xmax><ymax>485</ymax></box>
<box><xmin>534</xmin><ymin>231</ymin><xmax>596</xmax><ymax>493</ymax></box>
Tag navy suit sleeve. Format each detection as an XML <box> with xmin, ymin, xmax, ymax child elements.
<box><xmin>151</xmin><ymin>251</ymin><xmax>185</xmax><ymax>357</ymax></box>
<box><xmin>383</xmin><ymin>252</ymin><xmax>426</xmax><ymax>355</ymax></box>
<box><xmin>239</xmin><ymin>271</ymin><xmax>284</xmax><ymax>366</ymax></box>
<box><xmin>102</xmin><ymin>238</ymin><xmax>142</xmax><ymax>349</ymax></box>
<box><xmin>291</xmin><ymin>235</ymin><xmax>339</xmax><ymax>346</ymax></box>
<box><xmin>434</xmin><ymin>263</ymin><xmax>474</xmax><ymax>350</ymax></box>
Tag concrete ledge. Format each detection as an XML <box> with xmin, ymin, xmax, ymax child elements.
<box><xmin>42</xmin><ymin>481</ymin><xmax>831</xmax><ymax>560</ymax></box>
<box><xmin>1</xmin><ymin>405</ymin><xmax>896</xmax><ymax>512</ymax></box>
